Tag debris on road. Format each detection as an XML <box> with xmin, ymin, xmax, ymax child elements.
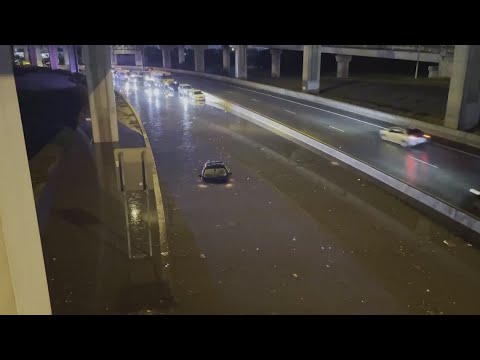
<box><xmin>443</xmin><ymin>240</ymin><xmax>456</xmax><ymax>248</ymax></box>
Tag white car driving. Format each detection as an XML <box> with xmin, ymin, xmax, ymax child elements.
<box><xmin>379</xmin><ymin>126</ymin><xmax>431</xmax><ymax>147</ymax></box>
<box><xmin>179</xmin><ymin>84</ymin><xmax>193</xmax><ymax>97</ymax></box>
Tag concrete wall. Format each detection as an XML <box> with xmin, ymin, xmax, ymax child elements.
<box><xmin>0</xmin><ymin>46</ymin><xmax>51</xmax><ymax>314</ymax></box>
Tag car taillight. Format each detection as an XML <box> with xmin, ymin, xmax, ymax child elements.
<box><xmin>423</xmin><ymin>134</ymin><xmax>431</xmax><ymax>139</ymax></box>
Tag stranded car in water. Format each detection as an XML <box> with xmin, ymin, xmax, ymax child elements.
<box><xmin>199</xmin><ymin>161</ymin><xmax>232</xmax><ymax>183</ymax></box>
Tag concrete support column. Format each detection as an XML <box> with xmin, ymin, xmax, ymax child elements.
<box><xmin>178</xmin><ymin>45</ymin><xmax>185</xmax><ymax>64</ymax></box>
<box><xmin>162</xmin><ymin>48</ymin><xmax>172</xmax><ymax>68</ymax></box>
<box><xmin>439</xmin><ymin>55</ymin><xmax>453</xmax><ymax>78</ymax></box>
<box><xmin>48</xmin><ymin>45</ymin><xmax>58</xmax><ymax>70</ymax></box>
<box><xmin>222</xmin><ymin>45</ymin><xmax>231</xmax><ymax>73</ymax></box>
<box><xmin>135</xmin><ymin>48</ymin><xmax>143</xmax><ymax>67</ymax></box>
<box><xmin>110</xmin><ymin>46</ymin><xmax>117</xmax><ymax>66</ymax></box>
<box><xmin>62</xmin><ymin>46</ymin><xmax>70</xmax><ymax>66</ymax></box>
<box><xmin>27</xmin><ymin>45</ymin><xmax>38</xmax><ymax>66</ymax></box>
<box><xmin>270</xmin><ymin>48</ymin><xmax>282</xmax><ymax>78</ymax></box>
<box><xmin>335</xmin><ymin>55</ymin><xmax>352</xmax><ymax>78</ymax></box>
<box><xmin>444</xmin><ymin>45</ymin><xmax>480</xmax><ymax>131</ymax></box>
<box><xmin>35</xmin><ymin>46</ymin><xmax>43</xmax><ymax>66</ymax></box>
<box><xmin>193</xmin><ymin>45</ymin><xmax>207</xmax><ymax>73</ymax></box>
<box><xmin>0</xmin><ymin>45</ymin><xmax>52</xmax><ymax>314</ymax></box>
<box><xmin>428</xmin><ymin>66</ymin><xmax>439</xmax><ymax>78</ymax></box>
<box><xmin>235</xmin><ymin>45</ymin><xmax>247</xmax><ymax>80</ymax></box>
<box><xmin>83</xmin><ymin>45</ymin><xmax>119</xmax><ymax>143</ymax></box>
<box><xmin>67</xmin><ymin>45</ymin><xmax>78</xmax><ymax>73</ymax></box>
<box><xmin>302</xmin><ymin>45</ymin><xmax>321</xmax><ymax>93</ymax></box>
<box><xmin>22</xmin><ymin>46</ymin><xmax>30</xmax><ymax>62</ymax></box>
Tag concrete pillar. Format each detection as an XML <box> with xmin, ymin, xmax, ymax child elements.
<box><xmin>35</xmin><ymin>46</ymin><xmax>43</xmax><ymax>66</ymax></box>
<box><xmin>270</xmin><ymin>49</ymin><xmax>282</xmax><ymax>78</ymax></box>
<box><xmin>62</xmin><ymin>46</ymin><xmax>70</xmax><ymax>66</ymax></box>
<box><xmin>335</xmin><ymin>55</ymin><xmax>352</xmax><ymax>78</ymax></box>
<box><xmin>444</xmin><ymin>45</ymin><xmax>480</xmax><ymax>131</ymax></box>
<box><xmin>222</xmin><ymin>45</ymin><xmax>230</xmax><ymax>73</ymax></box>
<box><xmin>162</xmin><ymin>48</ymin><xmax>172</xmax><ymax>68</ymax></box>
<box><xmin>428</xmin><ymin>65</ymin><xmax>439</xmax><ymax>78</ymax></box>
<box><xmin>439</xmin><ymin>55</ymin><xmax>453</xmax><ymax>78</ymax></box>
<box><xmin>302</xmin><ymin>45</ymin><xmax>321</xmax><ymax>93</ymax></box>
<box><xmin>178</xmin><ymin>45</ymin><xmax>185</xmax><ymax>64</ymax></box>
<box><xmin>21</xmin><ymin>46</ymin><xmax>29</xmax><ymax>63</ymax></box>
<box><xmin>27</xmin><ymin>45</ymin><xmax>38</xmax><ymax>66</ymax></box>
<box><xmin>67</xmin><ymin>45</ymin><xmax>78</xmax><ymax>73</ymax></box>
<box><xmin>48</xmin><ymin>45</ymin><xmax>58</xmax><ymax>70</ymax></box>
<box><xmin>135</xmin><ymin>48</ymin><xmax>143</xmax><ymax>67</ymax></box>
<box><xmin>110</xmin><ymin>46</ymin><xmax>117</xmax><ymax>66</ymax></box>
<box><xmin>0</xmin><ymin>45</ymin><xmax>52</xmax><ymax>314</ymax></box>
<box><xmin>83</xmin><ymin>45</ymin><xmax>119</xmax><ymax>143</ymax></box>
<box><xmin>193</xmin><ymin>46</ymin><xmax>206</xmax><ymax>73</ymax></box>
<box><xmin>235</xmin><ymin>45</ymin><xmax>247</xmax><ymax>80</ymax></box>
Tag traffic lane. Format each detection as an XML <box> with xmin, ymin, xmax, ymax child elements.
<box><xmin>175</xmin><ymin>74</ymin><xmax>480</xmax><ymax>211</ymax></box>
<box><xmin>176</xmin><ymin>73</ymin><xmax>480</xmax><ymax>166</ymax></box>
<box><xmin>119</xmin><ymin>85</ymin><xmax>480</xmax><ymax>314</ymax></box>
<box><xmin>123</xmin><ymin>88</ymin><xmax>406</xmax><ymax>314</ymax></box>
<box><xmin>177</xmin><ymin>74</ymin><xmax>480</xmax><ymax>158</ymax></box>
<box><xmin>200</xmin><ymin>81</ymin><xmax>480</xmax><ymax>209</ymax></box>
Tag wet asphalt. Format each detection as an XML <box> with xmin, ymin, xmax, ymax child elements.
<box><xmin>117</xmin><ymin>81</ymin><xmax>480</xmax><ymax>315</ymax></box>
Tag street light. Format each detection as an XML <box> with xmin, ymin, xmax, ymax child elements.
<box><xmin>414</xmin><ymin>45</ymin><xmax>421</xmax><ymax>79</ymax></box>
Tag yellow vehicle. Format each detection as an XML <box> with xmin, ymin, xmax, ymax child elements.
<box><xmin>161</xmin><ymin>73</ymin><xmax>175</xmax><ymax>87</ymax></box>
<box><xmin>189</xmin><ymin>89</ymin><xmax>206</xmax><ymax>103</ymax></box>
<box><xmin>15</xmin><ymin>59</ymin><xmax>31</xmax><ymax>66</ymax></box>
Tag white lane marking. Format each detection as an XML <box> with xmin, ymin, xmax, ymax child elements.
<box><xmin>328</xmin><ymin>125</ymin><xmax>345</xmax><ymax>133</ymax></box>
<box><xmin>433</xmin><ymin>142</ymin><xmax>480</xmax><ymax>160</ymax></box>
<box><xmin>408</xmin><ymin>156</ymin><xmax>438</xmax><ymax>168</ymax></box>
<box><xmin>284</xmin><ymin>109</ymin><xmax>296</xmax><ymax>115</ymax></box>
<box><xmin>469</xmin><ymin>188</ymin><xmax>480</xmax><ymax>195</ymax></box>
<box><xmin>251</xmin><ymin>98</ymin><xmax>260</xmax><ymax>102</ymax></box>
<box><xmin>229</xmin><ymin>84</ymin><xmax>384</xmax><ymax>129</ymax></box>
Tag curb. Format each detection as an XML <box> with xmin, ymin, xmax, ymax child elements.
<box><xmin>115</xmin><ymin>92</ymin><xmax>171</xmax><ymax>283</ymax></box>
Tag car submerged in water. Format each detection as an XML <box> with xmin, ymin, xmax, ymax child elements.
<box><xmin>199</xmin><ymin>161</ymin><xmax>232</xmax><ymax>183</ymax></box>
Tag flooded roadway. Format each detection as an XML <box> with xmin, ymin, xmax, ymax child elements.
<box><xmin>118</xmin><ymin>83</ymin><xmax>480</xmax><ymax>315</ymax></box>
